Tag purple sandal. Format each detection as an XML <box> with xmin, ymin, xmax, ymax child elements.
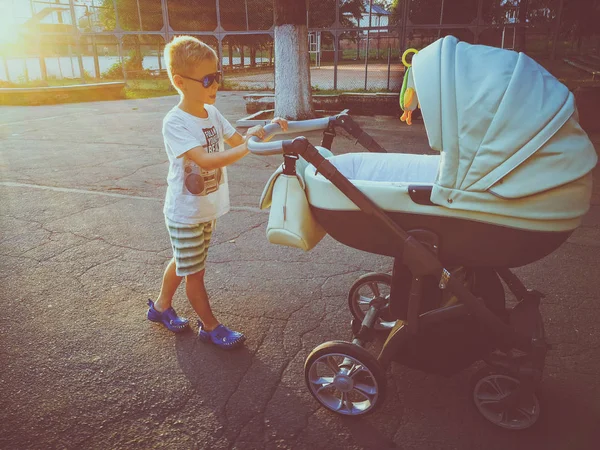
<box><xmin>198</xmin><ymin>320</ymin><xmax>246</xmax><ymax>349</ymax></box>
<box><xmin>147</xmin><ymin>299</ymin><xmax>189</xmax><ymax>333</ymax></box>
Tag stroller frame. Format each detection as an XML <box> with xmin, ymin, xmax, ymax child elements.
<box><xmin>249</xmin><ymin>113</ymin><xmax>550</xmax><ymax>428</ymax></box>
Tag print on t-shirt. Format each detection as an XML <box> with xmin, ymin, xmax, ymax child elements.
<box><xmin>183</xmin><ymin>126</ymin><xmax>225</xmax><ymax>196</ymax></box>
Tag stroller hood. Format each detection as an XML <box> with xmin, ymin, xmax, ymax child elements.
<box><xmin>412</xmin><ymin>36</ymin><xmax>597</xmax><ymax>221</ymax></box>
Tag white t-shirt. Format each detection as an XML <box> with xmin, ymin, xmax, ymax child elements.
<box><xmin>162</xmin><ymin>105</ymin><xmax>237</xmax><ymax>224</ymax></box>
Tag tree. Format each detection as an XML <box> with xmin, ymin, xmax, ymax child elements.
<box><xmin>307</xmin><ymin>0</ymin><xmax>365</xmax><ymax>28</ymax></box>
<box><xmin>390</xmin><ymin>0</ymin><xmax>480</xmax><ymax>25</ymax></box>
<box><xmin>99</xmin><ymin>0</ymin><xmax>163</xmax><ymax>31</ymax></box>
<box><xmin>274</xmin><ymin>0</ymin><xmax>314</xmax><ymax>120</ymax></box>
<box><xmin>220</xmin><ymin>0</ymin><xmax>274</xmax><ymax>69</ymax></box>
<box><xmin>561</xmin><ymin>0</ymin><xmax>600</xmax><ymax>53</ymax></box>
<box><xmin>99</xmin><ymin>0</ymin><xmax>162</xmax><ymax>73</ymax></box>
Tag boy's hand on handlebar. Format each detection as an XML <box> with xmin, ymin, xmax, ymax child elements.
<box><xmin>245</xmin><ymin>125</ymin><xmax>266</xmax><ymax>142</ymax></box>
<box><xmin>271</xmin><ymin>117</ymin><xmax>288</xmax><ymax>132</ymax></box>
<box><xmin>244</xmin><ymin>118</ymin><xmax>288</xmax><ymax>144</ymax></box>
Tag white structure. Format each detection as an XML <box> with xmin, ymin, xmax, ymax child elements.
<box><xmin>27</xmin><ymin>0</ymin><xmax>104</xmax><ymax>30</ymax></box>
<box><xmin>308</xmin><ymin>31</ymin><xmax>321</xmax><ymax>67</ymax></box>
<box><xmin>347</xmin><ymin>2</ymin><xmax>391</xmax><ymax>32</ymax></box>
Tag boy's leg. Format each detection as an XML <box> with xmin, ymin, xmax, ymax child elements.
<box><xmin>188</xmin><ymin>268</ymin><xmax>245</xmax><ymax>349</ymax></box>
<box><xmin>185</xmin><ymin>269</ymin><xmax>219</xmax><ymax>331</ymax></box>
<box><xmin>147</xmin><ymin>257</ymin><xmax>189</xmax><ymax>332</ymax></box>
<box><xmin>154</xmin><ymin>257</ymin><xmax>182</xmax><ymax>312</ymax></box>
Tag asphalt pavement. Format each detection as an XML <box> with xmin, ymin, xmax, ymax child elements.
<box><xmin>1</xmin><ymin>92</ymin><xmax>599</xmax><ymax>449</ymax></box>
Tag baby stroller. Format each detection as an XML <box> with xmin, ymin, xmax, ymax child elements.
<box><xmin>247</xmin><ymin>36</ymin><xmax>597</xmax><ymax>430</ymax></box>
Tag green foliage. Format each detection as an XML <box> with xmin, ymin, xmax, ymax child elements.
<box><xmin>561</xmin><ymin>0</ymin><xmax>600</xmax><ymax>40</ymax></box>
<box><xmin>101</xmin><ymin>49</ymin><xmax>149</xmax><ymax>79</ymax></box>
<box><xmin>307</xmin><ymin>0</ymin><xmax>365</xmax><ymax>28</ymax></box>
<box><xmin>100</xmin><ymin>0</ymin><xmax>163</xmax><ymax>31</ymax></box>
<box><xmin>220</xmin><ymin>0</ymin><xmax>274</xmax><ymax>31</ymax></box>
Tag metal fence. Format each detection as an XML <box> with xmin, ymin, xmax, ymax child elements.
<box><xmin>1</xmin><ymin>0</ymin><xmax>598</xmax><ymax>92</ymax></box>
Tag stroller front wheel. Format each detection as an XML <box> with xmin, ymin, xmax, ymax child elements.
<box><xmin>304</xmin><ymin>341</ymin><xmax>386</xmax><ymax>416</ymax></box>
<box><xmin>348</xmin><ymin>272</ymin><xmax>396</xmax><ymax>331</ymax></box>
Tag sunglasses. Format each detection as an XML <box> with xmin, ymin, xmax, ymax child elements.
<box><xmin>179</xmin><ymin>71</ymin><xmax>222</xmax><ymax>88</ymax></box>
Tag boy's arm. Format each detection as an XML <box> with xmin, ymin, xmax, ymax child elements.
<box><xmin>164</xmin><ymin>120</ymin><xmax>248</xmax><ymax>170</ymax></box>
<box><xmin>184</xmin><ymin>143</ymin><xmax>248</xmax><ymax>171</ymax></box>
<box><xmin>225</xmin><ymin>132</ymin><xmax>246</xmax><ymax>148</ymax></box>
<box><xmin>185</xmin><ymin>123</ymin><xmax>277</xmax><ymax>170</ymax></box>
<box><xmin>186</xmin><ymin>124</ymin><xmax>272</xmax><ymax>170</ymax></box>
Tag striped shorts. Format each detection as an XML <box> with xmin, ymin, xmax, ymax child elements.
<box><xmin>165</xmin><ymin>218</ymin><xmax>214</xmax><ymax>277</ymax></box>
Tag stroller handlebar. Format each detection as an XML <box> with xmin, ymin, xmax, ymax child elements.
<box><xmin>246</xmin><ymin>116</ymin><xmax>331</xmax><ymax>155</ymax></box>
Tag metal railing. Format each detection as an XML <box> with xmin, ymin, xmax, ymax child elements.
<box><xmin>1</xmin><ymin>0</ymin><xmax>597</xmax><ymax>92</ymax></box>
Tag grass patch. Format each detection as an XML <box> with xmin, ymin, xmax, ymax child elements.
<box><xmin>124</xmin><ymin>88</ymin><xmax>176</xmax><ymax>99</ymax></box>
<box><xmin>2</xmin><ymin>57</ymin><xmax>598</xmax><ymax>106</ymax></box>
<box><xmin>0</xmin><ymin>77</ymin><xmax>92</xmax><ymax>88</ymax></box>
<box><xmin>0</xmin><ymin>86</ymin><xmax>124</xmax><ymax>106</ymax></box>
<box><xmin>124</xmin><ymin>79</ymin><xmax>176</xmax><ymax>99</ymax></box>
<box><xmin>223</xmin><ymin>65</ymin><xmax>274</xmax><ymax>77</ymax></box>
<box><xmin>312</xmin><ymin>87</ymin><xmax>396</xmax><ymax>95</ymax></box>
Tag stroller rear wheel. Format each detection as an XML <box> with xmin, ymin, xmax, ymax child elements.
<box><xmin>348</xmin><ymin>273</ymin><xmax>396</xmax><ymax>331</ymax></box>
<box><xmin>471</xmin><ymin>367</ymin><xmax>541</xmax><ymax>430</ymax></box>
<box><xmin>304</xmin><ymin>341</ymin><xmax>386</xmax><ymax>416</ymax></box>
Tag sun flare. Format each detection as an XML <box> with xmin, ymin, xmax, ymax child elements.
<box><xmin>0</xmin><ymin>5</ymin><xmax>20</xmax><ymax>46</ymax></box>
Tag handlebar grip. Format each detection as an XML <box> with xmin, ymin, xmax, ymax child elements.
<box><xmin>246</xmin><ymin>116</ymin><xmax>331</xmax><ymax>155</ymax></box>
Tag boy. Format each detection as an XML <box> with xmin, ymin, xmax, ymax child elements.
<box><xmin>147</xmin><ymin>36</ymin><xmax>287</xmax><ymax>349</ymax></box>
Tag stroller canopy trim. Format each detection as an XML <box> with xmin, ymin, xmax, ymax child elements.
<box><xmin>411</xmin><ymin>36</ymin><xmax>597</xmax><ymax>221</ymax></box>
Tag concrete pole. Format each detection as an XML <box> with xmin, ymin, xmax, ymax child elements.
<box><xmin>68</xmin><ymin>0</ymin><xmax>86</xmax><ymax>82</ymax></box>
<box><xmin>437</xmin><ymin>0</ymin><xmax>445</xmax><ymax>39</ymax></box>
<box><xmin>400</xmin><ymin>0</ymin><xmax>411</xmax><ymax>54</ymax></box>
<box><xmin>161</xmin><ymin>0</ymin><xmax>170</xmax><ymax>44</ymax></box>
<box><xmin>136</xmin><ymin>0</ymin><xmax>143</xmax><ymax>31</ymax></box>
<box><xmin>39</xmin><ymin>36</ymin><xmax>48</xmax><ymax>81</ymax></box>
<box><xmin>364</xmin><ymin>0</ymin><xmax>373</xmax><ymax>90</ymax></box>
<box><xmin>2</xmin><ymin>56</ymin><xmax>10</xmax><ymax>82</ymax></box>
<box><xmin>551</xmin><ymin>0</ymin><xmax>564</xmax><ymax>61</ymax></box>
<box><xmin>92</xmin><ymin>35</ymin><xmax>100</xmax><ymax>78</ymax></box>
<box><xmin>216</xmin><ymin>0</ymin><xmax>224</xmax><ymax>69</ymax></box>
<box><xmin>23</xmin><ymin>58</ymin><xmax>30</xmax><ymax>83</ymax></box>
<box><xmin>386</xmin><ymin>44</ymin><xmax>391</xmax><ymax>90</ymax></box>
<box><xmin>333</xmin><ymin>0</ymin><xmax>339</xmax><ymax>90</ymax></box>
<box><xmin>111</xmin><ymin>0</ymin><xmax>126</xmax><ymax>82</ymax></box>
<box><xmin>118</xmin><ymin>38</ymin><xmax>127</xmax><ymax>82</ymax></box>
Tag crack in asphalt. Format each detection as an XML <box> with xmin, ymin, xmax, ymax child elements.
<box><xmin>227</xmin><ymin>268</ymin><xmax>359</xmax><ymax>448</ymax></box>
<box><xmin>4</xmin><ymin>211</ymin><xmax>164</xmax><ymax>260</ymax></box>
<box><xmin>66</xmin><ymin>231</ymin><xmax>164</xmax><ymax>255</ymax></box>
<box><xmin>0</xmin><ymin>182</ymin><xmax>162</xmax><ymax>202</ymax></box>
<box><xmin>110</xmin><ymin>161</ymin><xmax>168</xmax><ymax>182</ymax></box>
<box><xmin>4</xmin><ymin>155</ymin><xmax>160</xmax><ymax>174</ymax></box>
<box><xmin>259</xmin><ymin>274</ymin><xmax>332</xmax><ymax>446</ymax></box>
<box><xmin>3</xmin><ymin>136</ymin><xmax>162</xmax><ymax>148</ymax></box>
<box><xmin>71</xmin><ymin>389</ymin><xmax>196</xmax><ymax>448</ymax></box>
<box><xmin>221</xmin><ymin>321</ymin><xmax>273</xmax><ymax>448</ymax></box>
<box><xmin>20</xmin><ymin>237</ymin><xmax>90</xmax><ymax>263</ymax></box>
<box><xmin>210</xmin><ymin>220</ymin><xmax>267</xmax><ymax>248</ymax></box>
<box><xmin>77</xmin><ymin>255</ymin><xmax>124</xmax><ymax>280</ymax></box>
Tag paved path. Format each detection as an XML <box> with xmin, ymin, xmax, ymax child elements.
<box><xmin>227</xmin><ymin>64</ymin><xmax>404</xmax><ymax>91</ymax></box>
<box><xmin>1</xmin><ymin>93</ymin><xmax>599</xmax><ymax>449</ymax></box>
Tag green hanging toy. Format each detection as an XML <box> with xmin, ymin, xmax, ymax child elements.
<box><xmin>399</xmin><ymin>48</ymin><xmax>419</xmax><ymax>125</ymax></box>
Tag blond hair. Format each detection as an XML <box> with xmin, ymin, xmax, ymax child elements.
<box><xmin>164</xmin><ymin>36</ymin><xmax>218</xmax><ymax>88</ymax></box>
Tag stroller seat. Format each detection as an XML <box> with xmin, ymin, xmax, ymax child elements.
<box><xmin>304</xmin><ymin>152</ymin><xmax>587</xmax><ymax>267</ymax></box>
<box><xmin>300</xmin><ymin>34</ymin><xmax>598</xmax><ymax>268</ymax></box>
